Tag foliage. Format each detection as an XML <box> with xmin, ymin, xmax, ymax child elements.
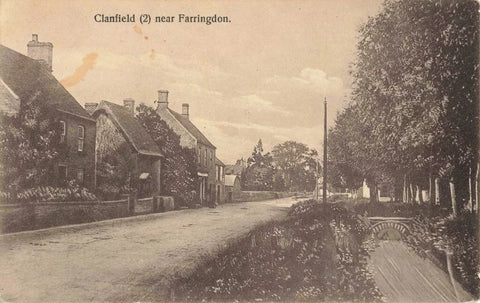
<box><xmin>0</xmin><ymin>103</ymin><xmax>61</xmax><ymax>201</ymax></box>
<box><xmin>172</xmin><ymin>200</ymin><xmax>383</xmax><ymax>302</ymax></box>
<box><xmin>243</xmin><ymin>139</ymin><xmax>319</xmax><ymax>192</ymax></box>
<box><xmin>15</xmin><ymin>180</ymin><xmax>97</xmax><ymax>202</ymax></box>
<box><xmin>351</xmin><ymin>201</ymin><xmax>450</xmax><ymax>218</ymax></box>
<box><xmin>403</xmin><ymin>211</ymin><xmax>479</xmax><ymax>297</ymax></box>
<box><xmin>272</xmin><ymin>141</ymin><xmax>318</xmax><ymax>192</ymax></box>
<box><xmin>96</xmin><ymin>141</ymin><xmax>135</xmax><ymax>200</ymax></box>
<box><xmin>136</xmin><ymin>103</ymin><xmax>197</xmax><ymax>207</ymax></box>
<box><xmin>243</xmin><ymin>139</ymin><xmax>276</xmax><ymax>191</ymax></box>
<box><xmin>329</xmin><ymin>0</ymin><xmax>479</xmax><ymax>208</ymax></box>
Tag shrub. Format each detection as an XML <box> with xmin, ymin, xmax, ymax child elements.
<box><xmin>12</xmin><ymin>180</ymin><xmax>97</xmax><ymax>203</ymax></box>
<box><xmin>171</xmin><ymin>200</ymin><xmax>383</xmax><ymax>302</ymax></box>
<box><xmin>403</xmin><ymin>210</ymin><xmax>479</xmax><ymax>297</ymax></box>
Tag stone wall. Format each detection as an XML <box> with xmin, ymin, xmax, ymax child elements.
<box><xmin>232</xmin><ymin>191</ymin><xmax>295</xmax><ymax>203</ymax></box>
<box><xmin>135</xmin><ymin>197</ymin><xmax>154</xmax><ymax>214</ymax></box>
<box><xmin>157</xmin><ymin>108</ymin><xmax>196</xmax><ymax>149</ymax></box>
<box><xmin>0</xmin><ymin>195</ymin><xmax>178</xmax><ymax>234</ymax></box>
<box><xmin>0</xmin><ymin>199</ymin><xmax>129</xmax><ymax>233</ymax></box>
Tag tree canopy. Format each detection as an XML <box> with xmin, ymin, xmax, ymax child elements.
<box><xmin>329</xmin><ymin>0</ymin><xmax>479</xmax><ymax>208</ymax></box>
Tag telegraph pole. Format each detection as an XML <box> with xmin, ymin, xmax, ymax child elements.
<box><xmin>323</xmin><ymin>97</ymin><xmax>327</xmax><ymax>203</ymax></box>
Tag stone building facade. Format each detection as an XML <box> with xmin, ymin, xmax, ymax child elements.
<box><xmin>0</xmin><ymin>35</ymin><xmax>96</xmax><ymax>190</ymax></box>
<box><xmin>92</xmin><ymin>100</ymin><xmax>163</xmax><ymax>198</ymax></box>
<box><xmin>155</xmin><ymin>90</ymin><xmax>217</xmax><ymax>205</ymax></box>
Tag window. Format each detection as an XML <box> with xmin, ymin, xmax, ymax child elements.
<box><xmin>59</xmin><ymin>120</ymin><xmax>66</xmax><ymax>143</ymax></box>
<box><xmin>197</xmin><ymin>148</ymin><xmax>201</xmax><ymax>164</ymax></box>
<box><xmin>215</xmin><ymin>165</ymin><xmax>219</xmax><ymax>181</ymax></box>
<box><xmin>78</xmin><ymin>125</ymin><xmax>85</xmax><ymax>152</ymax></box>
<box><xmin>203</xmin><ymin>149</ymin><xmax>207</xmax><ymax>166</ymax></box>
<box><xmin>76</xmin><ymin>168</ymin><xmax>84</xmax><ymax>184</ymax></box>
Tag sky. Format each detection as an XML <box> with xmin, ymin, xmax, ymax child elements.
<box><xmin>0</xmin><ymin>0</ymin><xmax>383</xmax><ymax>164</ymax></box>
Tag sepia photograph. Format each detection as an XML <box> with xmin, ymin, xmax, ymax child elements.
<box><xmin>0</xmin><ymin>0</ymin><xmax>478</xmax><ymax>302</ymax></box>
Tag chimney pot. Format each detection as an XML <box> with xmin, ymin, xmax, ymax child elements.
<box><xmin>32</xmin><ymin>34</ymin><xmax>38</xmax><ymax>42</ymax></box>
<box><xmin>182</xmin><ymin>103</ymin><xmax>189</xmax><ymax>119</ymax></box>
<box><xmin>123</xmin><ymin>98</ymin><xmax>135</xmax><ymax>116</ymax></box>
<box><xmin>85</xmin><ymin>102</ymin><xmax>98</xmax><ymax>116</ymax></box>
<box><xmin>157</xmin><ymin>90</ymin><xmax>169</xmax><ymax>110</ymax></box>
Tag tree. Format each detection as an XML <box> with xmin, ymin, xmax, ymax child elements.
<box><xmin>271</xmin><ymin>141</ymin><xmax>318</xmax><ymax>192</ymax></box>
<box><xmin>136</xmin><ymin>104</ymin><xmax>198</xmax><ymax>207</ymax></box>
<box><xmin>0</xmin><ymin>103</ymin><xmax>61</xmax><ymax>202</ymax></box>
<box><xmin>243</xmin><ymin>139</ymin><xmax>275</xmax><ymax>191</ymax></box>
<box><xmin>337</xmin><ymin>0</ymin><xmax>479</xmax><ymax>210</ymax></box>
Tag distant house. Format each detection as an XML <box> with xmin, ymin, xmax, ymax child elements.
<box><xmin>225</xmin><ymin>158</ymin><xmax>247</xmax><ymax>179</ymax></box>
<box><xmin>92</xmin><ymin>99</ymin><xmax>163</xmax><ymax>198</ymax></box>
<box><xmin>215</xmin><ymin>157</ymin><xmax>226</xmax><ymax>203</ymax></box>
<box><xmin>225</xmin><ymin>174</ymin><xmax>241</xmax><ymax>202</ymax></box>
<box><xmin>155</xmin><ymin>90</ymin><xmax>217</xmax><ymax>205</ymax></box>
<box><xmin>0</xmin><ymin>35</ymin><xmax>96</xmax><ymax>189</ymax></box>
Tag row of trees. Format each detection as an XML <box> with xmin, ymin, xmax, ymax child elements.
<box><xmin>328</xmin><ymin>0</ymin><xmax>479</xmax><ymax>215</ymax></box>
<box><xmin>242</xmin><ymin>139</ymin><xmax>318</xmax><ymax>192</ymax></box>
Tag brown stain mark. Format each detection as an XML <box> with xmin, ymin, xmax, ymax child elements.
<box><xmin>60</xmin><ymin>53</ymin><xmax>98</xmax><ymax>88</ymax></box>
<box><xmin>144</xmin><ymin>36</ymin><xmax>149</xmax><ymax>40</ymax></box>
<box><xmin>133</xmin><ymin>25</ymin><xmax>143</xmax><ymax>35</ymax></box>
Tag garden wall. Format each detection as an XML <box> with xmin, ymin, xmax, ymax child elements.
<box><xmin>0</xmin><ymin>199</ymin><xmax>129</xmax><ymax>233</ymax></box>
<box><xmin>0</xmin><ymin>195</ymin><xmax>176</xmax><ymax>234</ymax></box>
<box><xmin>232</xmin><ymin>191</ymin><xmax>296</xmax><ymax>203</ymax></box>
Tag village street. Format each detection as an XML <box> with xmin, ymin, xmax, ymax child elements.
<box><xmin>0</xmin><ymin>197</ymin><xmax>298</xmax><ymax>303</ymax></box>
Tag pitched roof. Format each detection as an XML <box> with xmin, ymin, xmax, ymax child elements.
<box><xmin>168</xmin><ymin>108</ymin><xmax>216</xmax><ymax>149</ymax></box>
<box><xmin>215</xmin><ymin>157</ymin><xmax>225</xmax><ymax>166</ymax></box>
<box><xmin>94</xmin><ymin>101</ymin><xmax>163</xmax><ymax>157</ymax></box>
<box><xmin>225</xmin><ymin>164</ymin><xmax>245</xmax><ymax>176</ymax></box>
<box><xmin>0</xmin><ymin>44</ymin><xmax>92</xmax><ymax>120</ymax></box>
<box><xmin>0</xmin><ymin>79</ymin><xmax>19</xmax><ymax>115</ymax></box>
<box><xmin>225</xmin><ymin>174</ymin><xmax>239</xmax><ymax>187</ymax></box>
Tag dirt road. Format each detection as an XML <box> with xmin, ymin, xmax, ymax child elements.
<box><xmin>0</xmin><ymin>197</ymin><xmax>298</xmax><ymax>303</ymax></box>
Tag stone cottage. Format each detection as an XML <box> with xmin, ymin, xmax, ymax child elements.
<box><xmin>225</xmin><ymin>174</ymin><xmax>241</xmax><ymax>202</ymax></box>
<box><xmin>0</xmin><ymin>35</ymin><xmax>96</xmax><ymax>189</ymax></box>
<box><xmin>91</xmin><ymin>100</ymin><xmax>163</xmax><ymax>198</ymax></box>
<box><xmin>215</xmin><ymin>157</ymin><xmax>226</xmax><ymax>203</ymax></box>
<box><xmin>155</xmin><ymin>90</ymin><xmax>217</xmax><ymax>205</ymax></box>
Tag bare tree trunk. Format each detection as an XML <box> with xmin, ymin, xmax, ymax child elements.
<box><xmin>410</xmin><ymin>183</ymin><xmax>416</xmax><ymax>203</ymax></box>
<box><xmin>435</xmin><ymin>177</ymin><xmax>440</xmax><ymax>205</ymax></box>
<box><xmin>449</xmin><ymin>177</ymin><xmax>457</xmax><ymax>217</ymax></box>
<box><xmin>429</xmin><ymin>172</ymin><xmax>433</xmax><ymax>204</ymax></box>
<box><xmin>476</xmin><ymin>162</ymin><xmax>479</xmax><ymax>213</ymax></box>
<box><xmin>417</xmin><ymin>185</ymin><xmax>424</xmax><ymax>203</ymax></box>
<box><xmin>403</xmin><ymin>174</ymin><xmax>407</xmax><ymax>203</ymax></box>
<box><xmin>468</xmin><ymin>167</ymin><xmax>474</xmax><ymax>212</ymax></box>
<box><xmin>369</xmin><ymin>182</ymin><xmax>378</xmax><ymax>204</ymax></box>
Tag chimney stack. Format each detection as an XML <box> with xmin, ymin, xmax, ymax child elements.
<box><xmin>85</xmin><ymin>102</ymin><xmax>98</xmax><ymax>116</ymax></box>
<box><xmin>27</xmin><ymin>34</ymin><xmax>53</xmax><ymax>72</ymax></box>
<box><xmin>157</xmin><ymin>90</ymin><xmax>169</xmax><ymax>110</ymax></box>
<box><xmin>182</xmin><ymin>103</ymin><xmax>189</xmax><ymax>119</ymax></box>
<box><xmin>123</xmin><ymin>98</ymin><xmax>135</xmax><ymax>115</ymax></box>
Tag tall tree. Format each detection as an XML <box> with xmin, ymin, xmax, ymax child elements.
<box><xmin>271</xmin><ymin>141</ymin><xmax>318</xmax><ymax>191</ymax></box>
<box><xmin>244</xmin><ymin>139</ymin><xmax>275</xmax><ymax>191</ymax></box>
<box><xmin>339</xmin><ymin>0</ymin><xmax>479</xmax><ymax>209</ymax></box>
